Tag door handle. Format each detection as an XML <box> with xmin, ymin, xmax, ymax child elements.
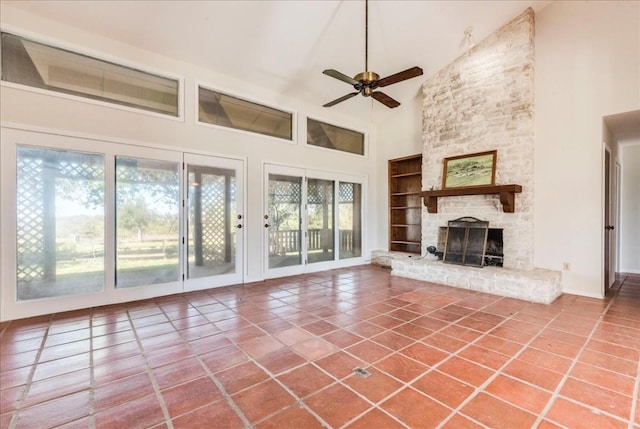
<box><xmin>605</xmin><ymin>225</ymin><xmax>615</xmax><ymax>230</ymax></box>
<box><xmin>236</xmin><ymin>224</ymin><xmax>242</xmax><ymax>229</ymax></box>
<box><xmin>264</xmin><ymin>223</ymin><xmax>270</xmax><ymax>228</ymax></box>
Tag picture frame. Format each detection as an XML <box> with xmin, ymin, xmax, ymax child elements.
<box><xmin>442</xmin><ymin>150</ymin><xmax>497</xmax><ymax>189</ymax></box>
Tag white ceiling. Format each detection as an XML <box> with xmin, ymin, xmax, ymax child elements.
<box><xmin>5</xmin><ymin>0</ymin><xmax>552</xmax><ymax>122</ymax></box>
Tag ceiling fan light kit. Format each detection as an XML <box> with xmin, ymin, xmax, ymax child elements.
<box><xmin>322</xmin><ymin>0</ymin><xmax>423</xmax><ymax>109</ymax></box>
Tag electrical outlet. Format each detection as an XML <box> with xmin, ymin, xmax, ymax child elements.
<box><xmin>563</xmin><ymin>262</ymin><xmax>571</xmax><ymax>271</ymax></box>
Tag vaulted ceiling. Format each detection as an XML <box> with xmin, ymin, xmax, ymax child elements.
<box><xmin>4</xmin><ymin>0</ymin><xmax>552</xmax><ymax>122</ymax></box>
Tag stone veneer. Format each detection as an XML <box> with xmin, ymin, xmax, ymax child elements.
<box><xmin>389</xmin><ymin>8</ymin><xmax>562</xmax><ymax>303</ymax></box>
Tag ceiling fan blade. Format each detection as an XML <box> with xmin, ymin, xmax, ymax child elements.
<box><xmin>323</xmin><ymin>92</ymin><xmax>360</xmax><ymax>107</ymax></box>
<box><xmin>372</xmin><ymin>91</ymin><xmax>400</xmax><ymax>108</ymax></box>
<box><xmin>323</xmin><ymin>69</ymin><xmax>360</xmax><ymax>86</ymax></box>
<box><xmin>376</xmin><ymin>66</ymin><xmax>424</xmax><ymax>87</ymax></box>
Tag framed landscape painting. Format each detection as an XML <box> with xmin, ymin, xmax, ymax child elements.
<box><xmin>442</xmin><ymin>150</ymin><xmax>497</xmax><ymax>189</ymax></box>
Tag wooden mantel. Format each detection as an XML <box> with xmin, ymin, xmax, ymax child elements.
<box><xmin>420</xmin><ymin>184</ymin><xmax>522</xmax><ymax>213</ymax></box>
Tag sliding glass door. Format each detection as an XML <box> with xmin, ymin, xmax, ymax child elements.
<box><xmin>264</xmin><ymin>164</ymin><xmax>364</xmax><ymax>278</ymax></box>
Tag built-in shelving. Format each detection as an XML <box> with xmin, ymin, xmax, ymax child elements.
<box><xmin>388</xmin><ymin>154</ymin><xmax>422</xmax><ymax>254</ymax></box>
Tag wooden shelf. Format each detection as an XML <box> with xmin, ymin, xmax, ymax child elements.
<box><xmin>389</xmin><ymin>154</ymin><xmax>422</xmax><ymax>254</ymax></box>
<box><xmin>420</xmin><ymin>184</ymin><xmax>522</xmax><ymax>213</ymax></box>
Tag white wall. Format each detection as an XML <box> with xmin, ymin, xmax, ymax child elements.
<box><xmin>534</xmin><ymin>1</ymin><xmax>640</xmax><ymax>297</ymax></box>
<box><xmin>0</xmin><ymin>4</ymin><xmax>380</xmax><ymax>285</ymax></box>
<box><xmin>620</xmin><ymin>143</ymin><xmax>640</xmax><ymax>273</ymax></box>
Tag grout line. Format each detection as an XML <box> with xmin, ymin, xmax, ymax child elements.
<box><xmin>125</xmin><ymin>308</ymin><xmax>175</xmax><ymax>429</ymax></box>
<box><xmin>7</xmin><ymin>314</ymin><xmax>53</xmax><ymax>429</ymax></box>
<box><xmin>531</xmin><ymin>289</ymin><xmax>620</xmax><ymax>428</ymax></box>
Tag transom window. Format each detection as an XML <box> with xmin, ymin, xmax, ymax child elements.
<box><xmin>1</xmin><ymin>32</ymin><xmax>180</xmax><ymax>116</ymax></box>
<box><xmin>307</xmin><ymin>118</ymin><xmax>365</xmax><ymax>156</ymax></box>
<box><xmin>198</xmin><ymin>86</ymin><xmax>293</xmax><ymax>140</ymax></box>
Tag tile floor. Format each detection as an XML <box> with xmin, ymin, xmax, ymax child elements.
<box><xmin>1</xmin><ymin>266</ymin><xmax>639</xmax><ymax>429</ymax></box>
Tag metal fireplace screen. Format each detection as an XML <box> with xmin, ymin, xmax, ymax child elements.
<box><xmin>443</xmin><ymin>217</ymin><xmax>489</xmax><ymax>267</ymax></box>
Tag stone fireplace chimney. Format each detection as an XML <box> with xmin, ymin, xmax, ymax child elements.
<box><xmin>421</xmin><ymin>8</ymin><xmax>535</xmax><ymax>271</ymax></box>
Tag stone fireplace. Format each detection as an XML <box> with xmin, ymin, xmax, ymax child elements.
<box><xmin>383</xmin><ymin>8</ymin><xmax>562</xmax><ymax>304</ymax></box>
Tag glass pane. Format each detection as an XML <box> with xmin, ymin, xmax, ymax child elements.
<box><xmin>16</xmin><ymin>146</ymin><xmax>105</xmax><ymax>300</ymax></box>
<box><xmin>307</xmin><ymin>118</ymin><xmax>365</xmax><ymax>155</ymax></box>
<box><xmin>1</xmin><ymin>32</ymin><xmax>179</xmax><ymax>116</ymax></box>
<box><xmin>339</xmin><ymin>182</ymin><xmax>362</xmax><ymax>259</ymax></box>
<box><xmin>198</xmin><ymin>86</ymin><xmax>292</xmax><ymax>140</ymax></box>
<box><xmin>187</xmin><ymin>165</ymin><xmax>237</xmax><ymax>278</ymax></box>
<box><xmin>268</xmin><ymin>174</ymin><xmax>301</xmax><ymax>268</ymax></box>
<box><xmin>115</xmin><ymin>157</ymin><xmax>179</xmax><ymax>287</ymax></box>
<box><xmin>307</xmin><ymin>179</ymin><xmax>334</xmax><ymax>263</ymax></box>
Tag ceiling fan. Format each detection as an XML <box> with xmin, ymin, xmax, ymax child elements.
<box><xmin>322</xmin><ymin>0</ymin><xmax>424</xmax><ymax>109</ymax></box>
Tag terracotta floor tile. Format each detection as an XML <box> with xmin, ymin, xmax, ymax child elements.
<box><xmin>440</xmin><ymin>414</ymin><xmax>485</xmax><ymax>429</ymax></box>
<box><xmin>255</xmin><ymin>347</ymin><xmax>306</xmax><ymax>375</ymax></box>
<box><xmin>344</xmin><ymin>408</ymin><xmax>405</xmax><ymax>429</ymax></box>
<box><xmin>585</xmin><ymin>338</ymin><xmax>640</xmax><ymax>361</ymax></box>
<box><xmin>518</xmin><ymin>347</ymin><xmax>573</xmax><ymax>373</ymax></box>
<box><xmin>412</xmin><ymin>370</ymin><xmax>475</xmax><ymax>409</ymax></box>
<box><xmin>437</xmin><ymin>356</ymin><xmax>493</xmax><ymax>387</ymax></box>
<box><xmin>560</xmin><ymin>377</ymin><xmax>632</xmax><ymax>419</ymax></box>
<box><xmin>162</xmin><ymin>376</ymin><xmax>222</xmax><ymax>417</ymax></box>
<box><xmin>94</xmin><ymin>393</ymin><xmax>165</xmax><ymax>429</ymax></box>
<box><xmin>485</xmin><ymin>375</ymin><xmax>552</xmax><ymax>414</ymax></box>
<box><xmin>172</xmin><ymin>399</ymin><xmax>244</xmax><ymax>428</ymax></box>
<box><xmin>529</xmin><ymin>336</ymin><xmax>583</xmax><ymax>359</ymax></box>
<box><xmin>579</xmin><ymin>348</ymin><xmax>638</xmax><ymax>377</ymax></box>
<box><xmin>422</xmin><ymin>333</ymin><xmax>467</xmax><ymax>353</ymax></box>
<box><xmin>13</xmin><ymin>390</ymin><xmax>91</xmax><ymax>429</ymax></box>
<box><xmin>254</xmin><ymin>405</ymin><xmax>324</xmax><ymax>429</ymax></box>
<box><xmin>503</xmin><ymin>358</ymin><xmax>564</xmax><ymax>392</ymax></box>
<box><xmin>371</xmin><ymin>331</ymin><xmax>415</xmax><ymax>351</ymax></box>
<box><xmin>90</xmin><ymin>354</ymin><xmax>143</xmax><ymax>386</ymax></box>
<box><xmin>146</xmin><ymin>343</ymin><xmax>194</xmax><ymax>368</ymax></box>
<box><xmin>216</xmin><ymin>361</ymin><xmax>270</xmax><ymax>394</ymax></box>
<box><xmin>290</xmin><ymin>338</ymin><xmax>338</xmax><ymax>360</ymax></box>
<box><xmin>401</xmin><ymin>342</ymin><xmax>449</xmax><ymax>367</ymax></box>
<box><xmin>322</xmin><ymin>329</ymin><xmax>363</xmax><ymax>348</ymax></box>
<box><xmin>348</xmin><ymin>321</ymin><xmax>386</xmax><ymax>338</ymax></box>
<box><xmin>31</xmin><ymin>352</ymin><xmax>90</xmax><ymax>382</ymax></box>
<box><xmin>302</xmin><ymin>320</ymin><xmax>338</xmax><ymax>336</ymax></box>
<box><xmin>94</xmin><ymin>372</ymin><xmax>155</xmax><ymax>412</ymax></box>
<box><xmin>304</xmin><ymin>383</ymin><xmax>371</xmax><ymax>428</ymax></box>
<box><xmin>343</xmin><ymin>367</ymin><xmax>403</xmax><ymax>403</ymax></box>
<box><xmin>474</xmin><ymin>335</ymin><xmax>522</xmax><ymax>357</ymax></box>
<box><xmin>569</xmin><ymin>361</ymin><xmax>636</xmax><ymax>396</ymax></box>
<box><xmin>200</xmin><ymin>344</ymin><xmax>249</xmax><ymax>373</ymax></box>
<box><xmin>392</xmin><ymin>322</ymin><xmax>432</xmax><ymax>340</ymax></box>
<box><xmin>232</xmin><ymin>379</ymin><xmax>295</xmax><ymax>424</ymax></box>
<box><xmin>380</xmin><ymin>387</ymin><xmax>451</xmax><ymax>429</ymax></box>
<box><xmin>3</xmin><ymin>267</ymin><xmax>640</xmax><ymax>429</ymax></box>
<box><xmin>346</xmin><ymin>340</ymin><xmax>393</xmax><ymax>364</ymax></box>
<box><xmin>238</xmin><ymin>335</ymin><xmax>285</xmax><ymax>358</ymax></box>
<box><xmin>375</xmin><ymin>353</ymin><xmax>429</xmax><ymax>383</ymax></box>
<box><xmin>189</xmin><ymin>332</ymin><xmax>234</xmax><ymax>355</ymax></box>
<box><xmin>277</xmin><ymin>364</ymin><xmax>334</xmax><ymax>398</ymax></box>
<box><xmin>274</xmin><ymin>327</ymin><xmax>316</xmax><ymax>346</ymax></box>
<box><xmin>314</xmin><ymin>351</ymin><xmax>365</xmax><ymax>380</ymax></box>
<box><xmin>457</xmin><ymin>345</ymin><xmax>510</xmax><ymax>370</ymax></box>
<box><xmin>23</xmin><ymin>368</ymin><xmax>90</xmax><ymax>408</ymax></box>
<box><xmin>545</xmin><ymin>397</ymin><xmax>628</xmax><ymax>429</ymax></box>
<box><xmin>461</xmin><ymin>393</ymin><xmax>537</xmax><ymax>429</ymax></box>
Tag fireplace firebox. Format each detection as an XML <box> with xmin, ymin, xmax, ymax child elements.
<box><xmin>438</xmin><ymin>217</ymin><xmax>503</xmax><ymax>267</ymax></box>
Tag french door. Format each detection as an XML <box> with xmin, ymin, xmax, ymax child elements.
<box><xmin>263</xmin><ymin>164</ymin><xmax>364</xmax><ymax>278</ymax></box>
<box><xmin>183</xmin><ymin>153</ymin><xmax>244</xmax><ymax>291</ymax></box>
<box><xmin>0</xmin><ymin>128</ymin><xmax>244</xmax><ymax>320</ymax></box>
